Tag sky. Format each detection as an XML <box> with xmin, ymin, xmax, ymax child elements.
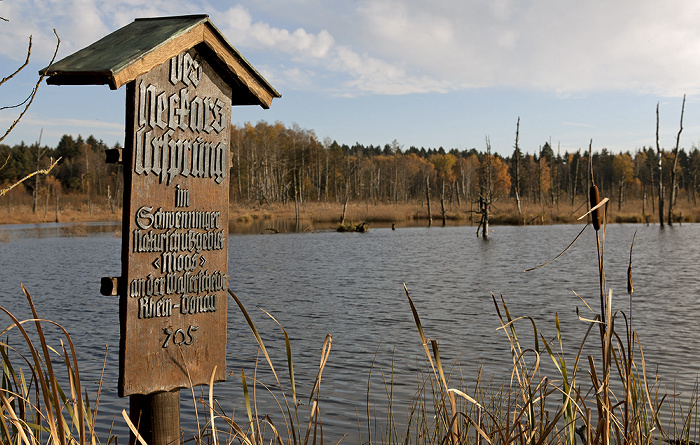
<box><xmin>2</xmin><ymin>0</ymin><xmax>700</xmax><ymax>156</ymax></box>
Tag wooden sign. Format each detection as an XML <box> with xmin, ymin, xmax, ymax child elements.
<box><xmin>119</xmin><ymin>48</ymin><xmax>230</xmax><ymax>396</ymax></box>
<box><xmin>41</xmin><ymin>16</ymin><xmax>280</xmax><ymax>409</ymax></box>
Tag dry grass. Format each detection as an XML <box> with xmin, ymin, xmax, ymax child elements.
<box><xmin>229</xmin><ymin>198</ymin><xmax>700</xmax><ymax>229</ymax></box>
<box><xmin>230</xmin><ymin>201</ymin><xmax>440</xmax><ymax>224</ymax></box>
<box><xmin>0</xmin><ymin>191</ymin><xmax>120</xmax><ymax>225</ymax></box>
<box><xmin>2</xmin><ymin>187</ymin><xmax>697</xmax><ymax>227</ymax></box>
<box><xmin>1</xmin><ymin>285</ymin><xmax>112</xmax><ymax>445</ymax></box>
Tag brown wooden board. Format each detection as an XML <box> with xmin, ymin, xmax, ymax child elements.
<box><xmin>119</xmin><ymin>47</ymin><xmax>230</xmax><ymax>397</ymax></box>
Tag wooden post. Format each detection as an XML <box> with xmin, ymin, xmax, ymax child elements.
<box><xmin>129</xmin><ymin>389</ymin><xmax>181</xmax><ymax>445</ymax></box>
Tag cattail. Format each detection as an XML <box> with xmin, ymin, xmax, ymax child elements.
<box><xmin>627</xmin><ymin>264</ymin><xmax>633</xmax><ymax>295</ymax></box>
<box><xmin>589</xmin><ymin>184</ymin><xmax>601</xmax><ymax>230</ymax></box>
<box><xmin>627</xmin><ymin>230</ymin><xmax>636</xmax><ymax>295</ymax></box>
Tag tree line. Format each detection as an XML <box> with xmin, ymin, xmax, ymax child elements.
<box><xmin>2</xmin><ymin>120</ymin><xmax>699</xmax><ymax>219</ymax></box>
<box><xmin>0</xmin><ymin>134</ymin><xmax>123</xmax><ymax>212</ymax></box>
<box><xmin>230</xmin><ymin>121</ymin><xmax>700</xmax><ymax>217</ymax></box>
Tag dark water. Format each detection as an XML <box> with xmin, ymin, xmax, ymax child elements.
<box><xmin>1</xmin><ymin>222</ymin><xmax>698</xmax><ymax>443</ymax></box>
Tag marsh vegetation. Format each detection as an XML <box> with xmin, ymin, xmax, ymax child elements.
<box><xmin>2</xmin><ymin>217</ymin><xmax>699</xmax><ymax>444</ymax></box>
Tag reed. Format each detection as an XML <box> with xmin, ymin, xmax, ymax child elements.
<box><xmin>3</xmin><ymin>195</ymin><xmax>698</xmax><ymax>445</ymax></box>
<box><xmin>173</xmin><ymin>289</ymin><xmax>334</xmax><ymax>445</ymax></box>
<box><xmin>0</xmin><ymin>284</ymin><xmax>112</xmax><ymax>445</ymax></box>
<box><xmin>375</xmin><ymin>193</ymin><xmax>698</xmax><ymax>445</ymax></box>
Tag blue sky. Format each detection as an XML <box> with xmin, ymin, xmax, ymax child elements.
<box><xmin>2</xmin><ymin>0</ymin><xmax>700</xmax><ymax>156</ymax></box>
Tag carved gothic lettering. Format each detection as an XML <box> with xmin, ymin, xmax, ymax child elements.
<box><xmin>211</xmin><ymin>98</ymin><xmax>226</xmax><ymax>133</ymax></box>
<box><xmin>177</xmin><ymin>88</ymin><xmax>190</xmax><ymax>131</ymax></box>
<box><xmin>168</xmin><ymin>92</ymin><xmax>180</xmax><ymax>130</ymax></box>
<box><xmin>190</xmin><ymin>96</ymin><xmax>203</xmax><ymax>132</ymax></box>
<box><xmin>155</xmin><ymin>92</ymin><xmax>168</xmax><ymax>129</ymax></box>
<box><xmin>180</xmin><ymin>140</ymin><xmax>191</xmax><ymax>177</ymax></box>
<box><xmin>135</xmin><ymin>206</ymin><xmax>154</xmax><ymax>230</ymax></box>
<box><xmin>170</xmin><ymin>53</ymin><xmax>183</xmax><ymax>85</ymax></box>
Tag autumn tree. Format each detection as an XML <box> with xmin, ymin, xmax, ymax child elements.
<box><xmin>491</xmin><ymin>156</ymin><xmax>512</xmax><ymax>198</ymax></box>
<box><xmin>429</xmin><ymin>152</ymin><xmax>457</xmax><ymax>224</ymax></box>
<box><xmin>611</xmin><ymin>152</ymin><xmax>635</xmax><ymax>210</ymax></box>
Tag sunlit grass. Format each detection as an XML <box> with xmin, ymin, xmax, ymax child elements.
<box><xmin>0</xmin><ymin>284</ymin><xmax>112</xmax><ymax>445</ymax></box>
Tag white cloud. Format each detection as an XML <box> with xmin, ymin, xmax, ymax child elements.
<box><xmin>217</xmin><ymin>4</ymin><xmax>449</xmax><ymax>95</ymax></box>
<box><xmin>348</xmin><ymin>0</ymin><xmax>700</xmax><ymax>96</ymax></box>
<box><xmin>0</xmin><ymin>113</ymin><xmax>123</xmax><ymax>131</ymax></box>
<box><xmin>5</xmin><ymin>0</ymin><xmax>700</xmax><ymax>98</ymax></box>
<box><xmin>219</xmin><ymin>5</ymin><xmax>334</xmax><ymax>59</ymax></box>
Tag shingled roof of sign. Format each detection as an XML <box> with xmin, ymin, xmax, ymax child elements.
<box><xmin>41</xmin><ymin>14</ymin><xmax>280</xmax><ymax>108</ymax></box>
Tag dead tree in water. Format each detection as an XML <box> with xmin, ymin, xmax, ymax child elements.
<box><xmin>476</xmin><ymin>187</ymin><xmax>491</xmax><ymax>238</ymax></box>
<box><xmin>667</xmin><ymin>94</ymin><xmax>685</xmax><ymax>225</ymax></box>
<box><xmin>656</xmin><ymin>103</ymin><xmax>664</xmax><ymax>227</ymax></box>
<box><xmin>476</xmin><ymin>137</ymin><xmax>493</xmax><ymax>239</ymax></box>
<box><xmin>512</xmin><ymin>117</ymin><xmax>522</xmax><ymax>218</ymax></box>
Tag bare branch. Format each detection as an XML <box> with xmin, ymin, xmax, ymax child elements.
<box><xmin>0</xmin><ymin>29</ymin><xmax>60</xmax><ymax>144</ymax></box>
<box><xmin>1</xmin><ymin>0</ymin><xmax>9</xmax><ymax>22</ymax></box>
<box><xmin>0</xmin><ymin>156</ymin><xmax>61</xmax><ymax>198</ymax></box>
<box><xmin>674</xmin><ymin>94</ymin><xmax>686</xmax><ymax>153</ymax></box>
<box><xmin>0</xmin><ymin>88</ymin><xmax>36</xmax><ymax>111</ymax></box>
<box><xmin>667</xmin><ymin>94</ymin><xmax>686</xmax><ymax>225</ymax></box>
<box><xmin>0</xmin><ymin>36</ymin><xmax>32</xmax><ymax>87</ymax></box>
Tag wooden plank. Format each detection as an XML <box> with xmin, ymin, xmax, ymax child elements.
<box><xmin>201</xmin><ymin>25</ymin><xmax>277</xmax><ymax>108</ymax></box>
<box><xmin>112</xmin><ymin>25</ymin><xmax>204</xmax><ymax>90</ymax></box>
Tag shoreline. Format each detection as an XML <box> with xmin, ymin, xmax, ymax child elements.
<box><xmin>1</xmin><ymin>199</ymin><xmax>698</xmax><ymax>227</ymax></box>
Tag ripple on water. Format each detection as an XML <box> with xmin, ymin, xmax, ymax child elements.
<box><xmin>0</xmin><ymin>222</ymin><xmax>698</xmax><ymax>443</ymax></box>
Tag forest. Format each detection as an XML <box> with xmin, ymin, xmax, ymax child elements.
<box><xmin>1</xmin><ymin>120</ymin><xmax>699</xmax><ymax>223</ymax></box>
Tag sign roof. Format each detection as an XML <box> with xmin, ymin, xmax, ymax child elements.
<box><xmin>41</xmin><ymin>14</ymin><xmax>280</xmax><ymax>108</ymax></box>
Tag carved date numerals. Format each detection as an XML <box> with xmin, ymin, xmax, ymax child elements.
<box><xmin>163</xmin><ymin>325</ymin><xmax>199</xmax><ymax>348</ymax></box>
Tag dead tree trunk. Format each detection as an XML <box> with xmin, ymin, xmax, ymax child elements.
<box><xmin>667</xmin><ymin>94</ymin><xmax>685</xmax><ymax>225</ymax></box>
<box><xmin>294</xmin><ymin>174</ymin><xmax>300</xmax><ymax>223</ymax></box>
<box><xmin>571</xmin><ymin>151</ymin><xmax>579</xmax><ymax>211</ymax></box>
<box><xmin>618</xmin><ymin>180</ymin><xmax>624</xmax><ymax>212</ymax></box>
<box><xmin>656</xmin><ymin>102</ymin><xmax>664</xmax><ymax>227</ymax></box>
<box><xmin>513</xmin><ymin>117</ymin><xmax>522</xmax><ymax>216</ymax></box>
<box><xmin>425</xmin><ymin>175</ymin><xmax>432</xmax><ymax>227</ymax></box>
<box><xmin>440</xmin><ymin>180</ymin><xmax>446</xmax><ymax>226</ymax></box>
<box><xmin>340</xmin><ymin>196</ymin><xmax>348</xmax><ymax>224</ymax></box>
<box><xmin>32</xmin><ymin>129</ymin><xmax>46</xmax><ymax>213</ymax></box>
<box><xmin>478</xmin><ymin>137</ymin><xmax>493</xmax><ymax>239</ymax></box>
<box><xmin>482</xmin><ymin>191</ymin><xmax>490</xmax><ymax>239</ymax></box>
<box><xmin>454</xmin><ymin>179</ymin><xmax>461</xmax><ymax>207</ymax></box>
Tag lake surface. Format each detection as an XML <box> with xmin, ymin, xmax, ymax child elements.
<box><xmin>1</xmin><ymin>221</ymin><xmax>698</xmax><ymax>443</ymax></box>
